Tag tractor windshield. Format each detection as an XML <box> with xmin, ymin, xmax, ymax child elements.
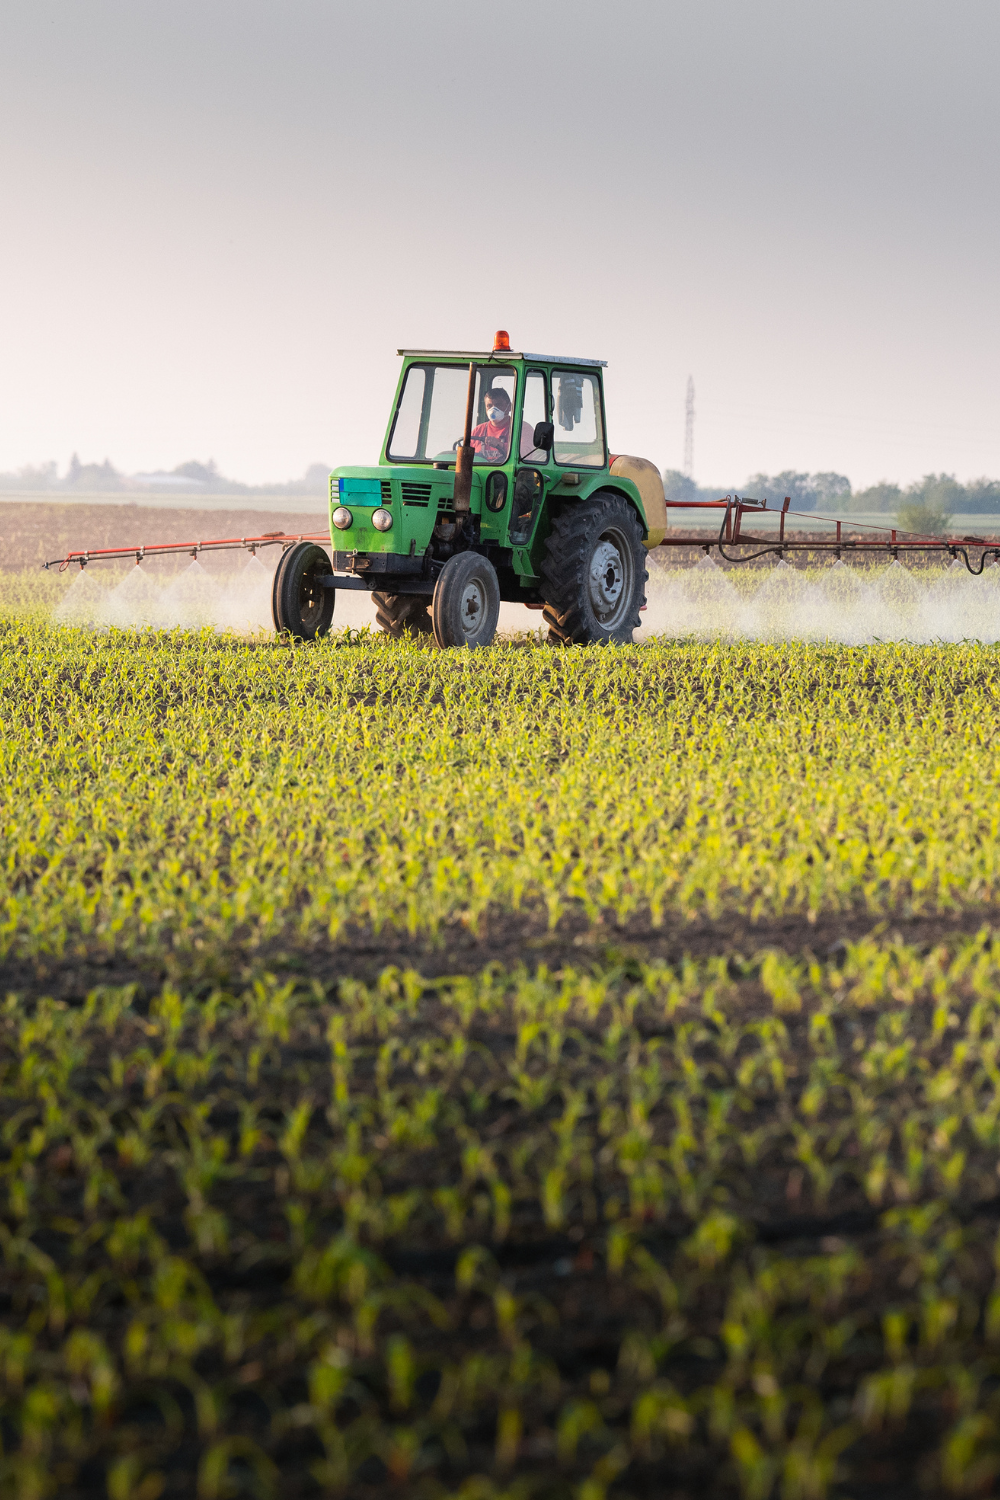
<box><xmin>387</xmin><ymin>364</ymin><xmax>517</xmax><ymax>465</ymax></box>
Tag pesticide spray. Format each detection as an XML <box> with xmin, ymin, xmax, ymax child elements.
<box><xmin>637</xmin><ymin>556</ymin><xmax>1000</xmax><ymax>645</ymax></box>
<box><xmin>50</xmin><ymin>551</ymin><xmax>1000</xmax><ymax>646</ymax></box>
<box><xmin>53</xmin><ymin>554</ymin><xmax>382</xmax><ymax>635</ymax></box>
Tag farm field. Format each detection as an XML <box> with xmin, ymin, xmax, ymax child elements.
<box><xmin>0</xmin><ymin>501</ymin><xmax>327</xmax><ymax>574</ymax></box>
<box><xmin>3</xmin><ymin>582</ymin><xmax>1000</xmax><ymax>1497</ymax></box>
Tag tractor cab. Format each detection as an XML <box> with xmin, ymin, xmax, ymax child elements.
<box><xmin>273</xmin><ymin>332</ymin><xmax>666</xmax><ymax>647</ymax></box>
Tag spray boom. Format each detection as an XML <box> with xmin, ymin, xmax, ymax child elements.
<box><xmin>659</xmin><ymin>497</ymin><xmax>1000</xmax><ymax>575</ymax></box>
<box><xmin>43</xmin><ymin>529</ymin><xmax>329</xmax><ymax>573</ymax></box>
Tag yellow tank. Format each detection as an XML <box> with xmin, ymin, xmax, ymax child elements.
<box><xmin>610</xmin><ymin>455</ymin><xmax>667</xmax><ymax>549</ymax></box>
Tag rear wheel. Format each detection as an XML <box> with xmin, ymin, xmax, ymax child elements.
<box><xmin>271</xmin><ymin>542</ymin><xmax>335</xmax><ymax>639</ymax></box>
<box><xmin>373</xmin><ymin>591</ymin><xmax>432</xmax><ymax>639</ymax></box>
<box><xmin>431</xmin><ymin>551</ymin><xmax>501</xmax><ymax>649</ymax></box>
<box><xmin>540</xmin><ymin>493</ymin><xmax>647</xmax><ymax>645</ymax></box>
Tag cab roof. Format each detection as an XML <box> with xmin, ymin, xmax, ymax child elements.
<box><xmin>397</xmin><ymin>349</ymin><xmax>607</xmax><ymax>368</ymax></box>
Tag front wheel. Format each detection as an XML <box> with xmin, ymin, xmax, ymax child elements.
<box><xmin>271</xmin><ymin>542</ymin><xmax>335</xmax><ymax>639</ymax></box>
<box><xmin>431</xmin><ymin>551</ymin><xmax>501</xmax><ymax>649</ymax></box>
<box><xmin>540</xmin><ymin>493</ymin><xmax>647</xmax><ymax>645</ymax></box>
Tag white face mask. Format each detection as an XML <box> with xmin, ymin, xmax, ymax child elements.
<box><xmin>485</xmin><ymin>405</ymin><xmax>507</xmax><ymax>424</ymax></box>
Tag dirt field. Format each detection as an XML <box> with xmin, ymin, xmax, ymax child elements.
<box><xmin>6</xmin><ymin>497</ymin><xmax>972</xmax><ymax>578</ymax></box>
<box><xmin>0</xmin><ymin>498</ymin><xmax>328</xmax><ymax>572</ymax></box>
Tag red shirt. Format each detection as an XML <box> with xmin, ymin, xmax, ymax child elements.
<box><xmin>470</xmin><ymin>418</ymin><xmax>512</xmax><ymax>463</ymax></box>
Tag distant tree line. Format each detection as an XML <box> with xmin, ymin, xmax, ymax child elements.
<box><xmin>663</xmin><ymin>468</ymin><xmax>1000</xmax><ymax>532</ymax></box>
<box><xmin>663</xmin><ymin>469</ymin><xmax>853</xmax><ymax>510</ymax></box>
<box><xmin>3</xmin><ymin>455</ymin><xmax>997</xmax><ymax>526</ymax></box>
<box><xmin>0</xmin><ymin>456</ymin><xmax>332</xmax><ymax>497</ymax></box>
<box><xmin>744</xmin><ymin>471</ymin><xmax>1000</xmax><ymax>517</ymax></box>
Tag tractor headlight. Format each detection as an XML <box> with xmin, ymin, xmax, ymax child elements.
<box><xmin>371</xmin><ymin>508</ymin><xmax>393</xmax><ymax>532</ymax></box>
<box><xmin>332</xmin><ymin>506</ymin><xmax>353</xmax><ymax>530</ymax></box>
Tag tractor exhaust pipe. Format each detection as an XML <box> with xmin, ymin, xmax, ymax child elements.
<box><xmin>452</xmin><ymin>361</ymin><xmax>477</xmax><ymax>515</ymax></box>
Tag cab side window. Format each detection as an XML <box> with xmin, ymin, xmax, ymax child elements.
<box><xmin>520</xmin><ymin>371</ymin><xmax>548</xmax><ymax>461</ymax></box>
<box><xmin>551</xmin><ymin>371</ymin><xmax>604</xmax><ymax>467</ymax></box>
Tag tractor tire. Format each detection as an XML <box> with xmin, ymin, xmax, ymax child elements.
<box><xmin>271</xmin><ymin>542</ymin><xmax>335</xmax><ymax>639</ymax></box>
<box><xmin>431</xmin><ymin>551</ymin><xmax>501</xmax><ymax>649</ymax></box>
<box><xmin>373</xmin><ymin>591</ymin><xmax>433</xmax><ymax>639</ymax></box>
<box><xmin>540</xmin><ymin>493</ymin><xmax>647</xmax><ymax>646</ymax></box>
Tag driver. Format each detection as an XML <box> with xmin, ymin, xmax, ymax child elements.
<box><xmin>469</xmin><ymin>388</ymin><xmax>513</xmax><ymax>463</ymax></box>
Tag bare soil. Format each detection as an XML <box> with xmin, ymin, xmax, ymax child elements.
<box><xmin>3</xmin><ymin>902</ymin><xmax>997</xmax><ymax>1009</ymax></box>
<box><xmin>0</xmin><ymin>499</ymin><xmax>327</xmax><ymax>572</ymax></box>
<box><xmin>5</xmin><ymin>500</ymin><xmax>985</xmax><ymax>577</ymax></box>
<box><xmin>649</xmin><ymin>526</ymin><xmax>1000</xmax><ymax>572</ymax></box>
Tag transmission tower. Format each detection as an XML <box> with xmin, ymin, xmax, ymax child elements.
<box><xmin>683</xmin><ymin>376</ymin><xmax>695</xmax><ymax>478</ymax></box>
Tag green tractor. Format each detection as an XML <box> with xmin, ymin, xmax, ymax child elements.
<box><xmin>271</xmin><ymin>332</ymin><xmax>667</xmax><ymax>648</ymax></box>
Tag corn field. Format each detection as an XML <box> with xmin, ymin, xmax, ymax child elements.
<box><xmin>3</xmin><ymin>587</ymin><xmax>1000</xmax><ymax>1497</ymax></box>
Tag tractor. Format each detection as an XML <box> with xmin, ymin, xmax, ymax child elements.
<box><xmin>53</xmin><ymin>332</ymin><xmax>981</xmax><ymax>623</ymax></box>
<box><xmin>271</xmin><ymin>331</ymin><xmax>667</xmax><ymax>648</ymax></box>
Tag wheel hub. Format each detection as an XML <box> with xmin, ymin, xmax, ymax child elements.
<box><xmin>460</xmin><ymin>579</ymin><xmax>484</xmax><ymax>634</ymax></box>
<box><xmin>300</xmin><ymin>565</ymin><xmax>325</xmax><ymax>625</ymax></box>
<box><xmin>588</xmin><ymin>538</ymin><xmax>624</xmax><ymax>619</ymax></box>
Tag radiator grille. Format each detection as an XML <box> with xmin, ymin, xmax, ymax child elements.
<box><xmin>401</xmin><ymin>482</ymin><xmax>432</xmax><ymax>506</ymax></box>
<box><xmin>380</xmin><ymin>480</ymin><xmax>392</xmax><ymax>502</ymax></box>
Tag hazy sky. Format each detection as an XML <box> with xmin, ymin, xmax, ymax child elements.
<box><xmin>2</xmin><ymin>0</ymin><xmax>998</xmax><ymax>488</ymax></box>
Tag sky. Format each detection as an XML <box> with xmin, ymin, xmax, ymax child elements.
<box><xmin>1</xmin><ymin>0</ymin><xmax>998</xmax><ymax>490</ymax></box>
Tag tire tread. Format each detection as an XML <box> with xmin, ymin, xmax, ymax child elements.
<box><xmin>539</xmin><ymin>494</ymin><xmax>647</xmax><ymax>645</ymax></box>
<box><xmin>372</xmin><ymin>592</ymin><xmax>432</xmax><ymax>638</ymax></box>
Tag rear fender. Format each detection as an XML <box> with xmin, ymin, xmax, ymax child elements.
<box><xmin>523</xmin><ymin>476</ymin><xmax>648</xmax><ymax>579</ymax></box>
<box><xmin>553</xmin><ymin>474</ymin><xmax>650</xmax><ymax>537</ymax></box>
